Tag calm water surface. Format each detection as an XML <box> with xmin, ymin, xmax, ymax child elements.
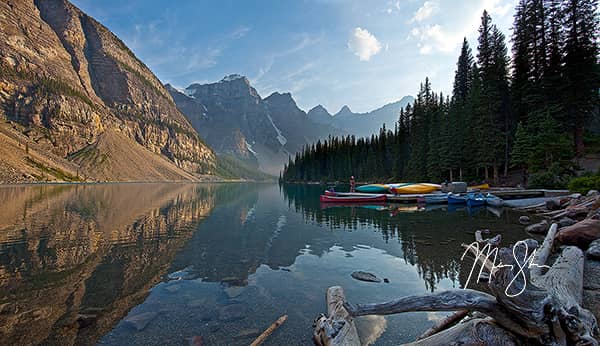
<box><xmin>0</xmin><ymin>183</ymin><xmax>530</xmax><ymax>345</ymax></box>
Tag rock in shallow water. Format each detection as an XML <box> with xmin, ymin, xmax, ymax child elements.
<box><xmin>519</xmin><ymin>215</ymin><xmax>531</xmax><ymax>225</ymax></box>
<box><xmin>124</xmin><ymin>311</ymin><xmax>158</xmax><ymax>331</ymax></box>
<box><xmin>218</xmin><ymin>303</ymin><xmax>247</xmax><ymax>321</ymax></box>
<box><xmin>351</xmin><ymin>271</ymin><xmax>381</xmax><ymax>283</ymax></box>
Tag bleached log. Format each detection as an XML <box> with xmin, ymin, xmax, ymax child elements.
<box><xmin>344</xmin><ymin>289</ymin><xmax>530</xmax><ymax>337</ymax></box>
<box><xmin>530</xmin><ymin>223</ymin><xmax>558</xmax><ymax>282</ymax></box>
<box><xmin>313</xmin><ymin>286</ymin><xmax>360</xmax><ymax>346</ymax></box>
<box><xmin>415</xmin><ymin>309</ymin><xmax>469</xmax><ymax>340</ymax></box>
<box><xmin>404</xmin><ymin>318</ymin><xmax>518</xmax><ymax>346</ymax></box>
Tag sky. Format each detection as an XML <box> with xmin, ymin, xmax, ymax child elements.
<box><xmin>71</xmin><ymin>0</ymin><xmax>517</xmax><ymax>114</ymax></box>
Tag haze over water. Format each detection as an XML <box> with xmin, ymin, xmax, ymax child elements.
<box><xmin>0</xmin><ymin>183</ymin><xmax>528</xmax><ymax>345</ymax></box>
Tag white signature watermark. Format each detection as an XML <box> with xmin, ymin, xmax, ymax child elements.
<box><xmin>460</xmin><ymin>240</ymin><xmax>550</xmax><ymax>298</ymax></box>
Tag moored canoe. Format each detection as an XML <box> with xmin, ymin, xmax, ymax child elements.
<box><xmin>448</xmin><ymin>193</ymin><xmax>467</xmax><ymax>204</ymax></box>
<box><xmin>466</xmin><ymin>193</ymin><xmax>486</xmax><ymax>207</ymax></box>
<box><xmin>355</xmin><ymin>184</ymin><xmax>390</xmax><ymax>193</ymax></box>
<box><xmin>485</xmin><ymin>194</ymin><xmax>504</xmax><ymax>207</ymax></box>
<box><xmin>320</xmin><ymin>194</ymin><xmax>387</xmax><ymax>203</ymax></box>
<box><xmin>391</xmin><ymin>183</ymin><xmax>439</xmax><ymax>194</ymax></box>
<box><xmin>417</xmin><ymin>194</ymin><xmax>448</xmax><ymax>204</ymax></box>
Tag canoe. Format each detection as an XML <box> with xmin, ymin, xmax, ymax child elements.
<box><xmin>320</xmin><ymin>194</ymin><xmax>387</xmax><ymax>203</ymax></box>
<box><xmin>448</xmin><ymin>193</ymin><xmax>467</xmax><ymax>204</ymax></box>
<box><xmin>355</xmin><ymin>184</ymin><xmax>390</xmax><ymax>193</ymax></box>
<box><xmin>321</xmin><ymin>202</ymin><xmax>387</xmax><ymax>209</ymax></box>
<box><xmin>466</xmin><ymin>193</ymin><xmax>486</xmax><ymax>207</ymax></box>
<box><xmin>390</xmin><ymin>183</ymin><xmax>439</xmax><ymax>194</ymax></box>
<box><xmin>417</xmin><ymin>194</ymin><xmax>448</xmax><ymax>204</ymax></box>
<box><xmin>469</xmin><ymin>183</ymin><xmax>490</xmax><ymax>190</ymax></box>
<box><xmin>485</xmin><ymin>194</ymin><xmax>504</xmax><ymax>207</ymax></box>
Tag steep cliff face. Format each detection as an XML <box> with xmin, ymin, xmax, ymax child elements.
<box><xmin>0</xmin><ymin>0</ymin><xmax>216</xmax><ymax>182</ymax></box>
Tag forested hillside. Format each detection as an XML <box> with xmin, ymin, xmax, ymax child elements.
<box><xmin>283</xmin><ymin>0</ymin><xmax>599</xmax><ymax>186</ymax></box>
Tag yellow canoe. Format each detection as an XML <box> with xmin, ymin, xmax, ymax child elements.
<box><xmin>390</xmin><ymin>183</ymin><xmax>439</xmax><ymax>194</ymax></box>
<box><xmin>469</xmin><ymin>183</ymin><xmax>490</xmax><ymax>190</ymax></box>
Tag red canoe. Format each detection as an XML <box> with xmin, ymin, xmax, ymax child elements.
<box><xmin>319</xmin><ymin>194</ymin><xmax>387</xmax><ymax>203</ymax></box>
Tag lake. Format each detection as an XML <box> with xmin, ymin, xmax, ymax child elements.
<box><xmin>0</xmin><ymin>183</ymin><xmax>530</xmax><ymax>345</ymax></box>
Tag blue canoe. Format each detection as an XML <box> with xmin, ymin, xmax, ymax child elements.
<box><xmin>418</xmin><ymin>194</ymin><xmax>449</xmax><ymax>204</ymax></box>
<box><xmin>485</xmin><ymin>193</ymin><xmax>504</xmax><ymax>207</ymax></box>
<box><xmin>466</xmin><ymin>193</ymin><xmax>486</xmax><ymax>207</ymax></box>
<box><xmin>448</xmin><ymin>193</ymin><xmax>467</xmax><ymax>204</ymax></box>
<box><xmin>355</xmin><ymin>184</ymin><xmax>390</xmax><ymax>193</ymax></box>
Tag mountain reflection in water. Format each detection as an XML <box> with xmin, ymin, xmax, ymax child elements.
<box><xmin>0</xmin><ymin>183</ymin><xmax>527</xmax><ymax>345</ymax></box>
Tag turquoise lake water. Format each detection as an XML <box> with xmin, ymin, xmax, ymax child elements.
<box><xmin>0</xmin><ymin>183</ymin><xmax>529</xmax><ymax>345</ymax></box>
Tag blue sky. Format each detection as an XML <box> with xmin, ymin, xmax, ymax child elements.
<box><xmin>72</xmin><ymin>0</ymin><xmax>517</xmax><ymax>113</ymax></box>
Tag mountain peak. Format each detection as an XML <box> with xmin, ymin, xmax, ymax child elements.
<box><xmin>220</xmin><ymin>74</ymin><xmax>247</xmax><ymax>83</ymax></box>
<box><xmin>308</xmin><ymin>104</ymin><xmax>330</xmax><ymax>114</ymax></box>
<box><xmin>334</xmin><ymin>105</ymin><xmax>353</xmax><ymax>117</ymax></box>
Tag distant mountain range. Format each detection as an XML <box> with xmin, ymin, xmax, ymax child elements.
<box><xmin>307</xmin><ymin>96</ymin><xmax>415</xmax><ymax>138</ymax></box>
<box><xmin>167</xmin><ymin>75</ymin><xmax>343</xmax><ymax>174</ymax></box>
<box><xmin>168</xmin><ymin>75</ymin><xmax>413</xmax><ymax>174</ymax></box>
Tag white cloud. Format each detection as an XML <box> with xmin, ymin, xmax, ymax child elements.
<box><xmin>411</xmin><ymin>1</ymin><xmax>438</xmax><ymax>22</ymax></box>
<box><xmin>408</xmin><ymin>0</ymin><xmax>517</xmax><ymax>55</ymax></box>
<box><xmin>411</xmin><ymin>24</ymin><xmax>457</xmax><ymax>54</ymax></box>
<box><xmin>347</xmin><ymin>27</ymin><xmax>382</xmax><ymax>61</ymax></box>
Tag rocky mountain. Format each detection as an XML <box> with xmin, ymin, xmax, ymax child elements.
<box><xmin>307</xmin><ymin>96</ymin><xmax>415</xmax><ymax>138</ymax></box>
<box><xmin>0</xmin><ymin>0</ymin><xmax>216</xmax><ymax>183</ymax></box>
<box><xmin>167</xmin><ymin>75</ymin><xmax>342</xmax><ymax>175</ymax></box>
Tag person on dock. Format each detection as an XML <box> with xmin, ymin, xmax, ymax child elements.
<box><xmin>350</xmin><ymin>176</ymin><xmax>355</xmax><ymax>192</ymax></box>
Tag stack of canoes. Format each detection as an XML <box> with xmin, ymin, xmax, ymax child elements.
<box><xmin>355</xmin><ymin>183</ymin><xmax>441</xmax><ymax>194</ymax></box>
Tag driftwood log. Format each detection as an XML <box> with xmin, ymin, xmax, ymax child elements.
<box><xmin>313</xmin><ymin>286</ymin><xmax>360</xmax><ymax>346</ymax></box>
<box><xmin>315</xmin><ymin>223</ymin><xmax>600</xmax><ymax>345</ymax></box>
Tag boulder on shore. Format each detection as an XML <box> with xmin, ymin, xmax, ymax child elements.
<box><xmin>557</xmin><ymin>218</ymin><xmax>600</xmax><ymax>249</ymax></box>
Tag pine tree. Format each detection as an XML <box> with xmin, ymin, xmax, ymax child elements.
<box><xmin>561</xmin><ymin>0</ymin><xmax>600</xmax><ymax>156</ymax></box>
<box><xmin>511</xmin><ymin>122</ymin><xmax>533</xmax><ymax>185</ymax></box>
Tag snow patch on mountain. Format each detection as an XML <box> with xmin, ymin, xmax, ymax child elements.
<box><xmin>184</xmin><ymin>87</ymin><xmax>197</xmax><ymax>98</ymax></box>
<box><xmin>266</xmin><ymin>113</ymin><xmax>287</xmax><ymax>146</ymax></box>
<box><xmin>245</xmin><ymin>140</ymin><xmax>257</xmax><ymax>156</ymax></box>
<box><xmin>221</xmin><ymin>74</ymin><xmax>245</xmax><ymax>82</ymax></box>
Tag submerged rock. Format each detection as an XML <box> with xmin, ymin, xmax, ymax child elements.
<box><xmin>234</xmin><ymin>328</ymin><xmax>261</xmax><ymax>339</ymax></box>
<box><xmin>525</xmin><ymin>220</ymin><xmax>549</xmax><ymax>234</ymax></box>
<box><xmin>224</xmin><ymin>286</ymin><xmax>245</xmax><ymax>299</ymax></box>
<box><xmin>351</xmin><ymin>271</ymin><xmax>381</xmax><ymax>283</ymax></box>
<box><xmin>124</xmin><ymin>311</ymin><xmax>158</xmax><ymax>331</ymax></box>
<box><xmin>186</xmin><ymin>335</ymin><xmax>203</xmax><ymax>346</ymax></box>
<box><xmin>218</xmin><ymin>303</ymin><xmax>247</xmax><ymax>321</ymax></box>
